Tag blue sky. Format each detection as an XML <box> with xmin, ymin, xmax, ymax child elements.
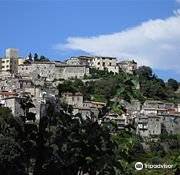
<box><xmin>0</xmin><ymin>0</ymin><xmax>180</xmax><ymax>80</ymax></box>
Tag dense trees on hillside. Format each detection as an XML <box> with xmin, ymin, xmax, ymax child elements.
<box><xmin>167</xmin><ymin>79</ymin><xmax>179</xmax><ymax>91</ymax></box>
<box><xmin>34</xmin><ymin>101</ymin><xmax>122</xmax><ymax>175</ymax></box>
<box><xmin>0</xmin><ymin>102</ymin><xmax>125</xmax><ymax>174</ymax></box>
<box><xmin>59</xmin><ymin>66</ymin><xmax>180</xmax><ymax>104</ymax></box>
<box><xmin>0</xmin><ymin>65</ymin><xmax>180</xmax><ymax>174</ymax></box>
<box><xmin>136</xmin><ymin>66</ymin><xmax>179</xmax><ymax>102</ymax></box>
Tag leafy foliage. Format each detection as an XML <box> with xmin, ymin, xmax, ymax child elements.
<box><xmin>0</xmin><ymin>137</ymin><xmax>27</xmax><ymax>175</ymax></box>
<box><xmin>33</xmin><ymin>99</ymin><xmax>122</xmax><ymax>175</ymax></box>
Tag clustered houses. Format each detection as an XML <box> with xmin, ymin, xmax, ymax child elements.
<box><xmin>61</xmin><ymin>92</ymin><xmax>105</xmax><ymax>120</ymax></box>
<box><xmin>133</xmin><ymin>100</ymin><xmax>180</xmax><ymax>138</ymax></box>
<box><xmin>61</xmin><ymin>92</ymin><xmax>133</xmax><ymax>129</ymax></box>
<box><xmin>66</xmin><ymin>56</ymin><xmax>137</xmax><ymax>74</ymax></box>
<box><xmin>0</xmin><ymin>48</ymin><xmax>180</xmax><ymax>140</ymax></box>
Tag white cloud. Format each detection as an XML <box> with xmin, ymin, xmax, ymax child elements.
<box><xmin>173</xmin><ymin>9</ymin><xmax>180</xmax><ymax>16</ymax></box>
<box><xmin>55</xmin><ymin>13</ymin><xmax>180</xmax><ymax>73</ymax></box>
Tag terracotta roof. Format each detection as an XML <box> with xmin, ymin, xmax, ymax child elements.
<box><xmin>0</xmin><ymin>91</ymin><xmax>17</xmax><ymax>96</ymax></box>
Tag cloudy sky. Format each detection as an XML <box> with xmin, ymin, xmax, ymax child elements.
<box><xmin>0</xmin><ymin>0</ymin><xmax>180</xmax><ymax>80</ymax></box>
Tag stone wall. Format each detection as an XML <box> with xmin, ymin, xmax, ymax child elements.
<box><xmin>161</xmin><ymin>115</ymin><xmax>180</xmax><ymax>135</ymax></box>
<box><xmin>55</xmin><ymin>64</ymin><xmax>89</xmax><ymax>80</ymax></box>
<box><xmin>18</xmin><ymin>62</ymin><xmax>89</xmax><ymax>81</ymax></box>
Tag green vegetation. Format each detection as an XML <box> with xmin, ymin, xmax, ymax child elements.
<box><xmin>135</xmin><ymin>66</ymin><xmax>178</xmax><ymax>102</ymax></box>
<box><xmin>0</xmin><ymin>65</ymin><xmax>180</xmax><ymax>174</ymax></box>
<box><xmin>58</xmin><ymin>66</ymin><xmax>180</xmax><ymax>104</ymax></box>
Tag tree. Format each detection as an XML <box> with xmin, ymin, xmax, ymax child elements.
<box><xmin>39</xmin><ymin>55</ymin><xmax>50</xmax><ymax>62</ymax></box>
<box><xmin>28</xmin><ymin>52</ymin><xmax>33</xmax><ymax>61</ymax></box>
<box><xmin>0</xmin><ymin>137</ymin><xmax>27</xmax><ymax>175</ymax></box>
<box><xmin>33</xmin><ymin>98</ymin><xmax>122</xmax><ymax>175</ymax></box>
<box><xmin>112</xmin><ymin>130</ymin><xmax>144</xmax><ymax>174</ymax></box>
<box><xmin>34</xmin><ymin>53</ymin><xmax>39</xmax><ymax>61</ymax></box>
<box><xmin>58</xmin><ymin>80</ymin><xmax>78</xmax><ymax>96</ymax></box>
<box><xmin>0</xmin><ymin>107</ymin><xmax>15</xmax><ymax>138</ymax></box>
<box><xmin>167</xmin><ymin>78</ymin><xmax>179</xmax><ymax>91</ymax></box>
<box><xmin>136</xmin><ymin>66</ymin><xmax>153</xmax><ymax>79</ymax></box>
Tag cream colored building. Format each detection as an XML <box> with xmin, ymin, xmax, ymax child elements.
<box><xmin>18</xmin><ymin>58</ymin><xmax>25</xmax><ymax>65</ymax></box>
<box><xmin>67</xmin><ymin>56</ymin><xmax>119</xmax><ymax>74</ymax></box>
<box><xmin>1</xmin><ymin>48</ymin><xmax>19</xmax><ymax>73</ymax></box>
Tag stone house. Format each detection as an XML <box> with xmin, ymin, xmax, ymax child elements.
<box><xmin>66</xmin><ymin>56</ymin><xmax>93</xmax><ymax>66</ymax></box>
<box><xmin>0</xmin><ymin>96</ymin><xmax>24</xmax><ymax>117</ymax></box>
<box><xmin>0</xmin><ymin>78</ymin><xmax>20</xmax><ymax>91</ymax></box>
<box><xmin>161</xmin><ymin>114</ymin><xmax>180</xmax><ymax>135</ymax></box>
<box><xmin>136</xmin><ymin>115</ymin><xmax>149</xmax><ymax>137</ymax></box>
<box><xmin>148</xmin><ymin>115</ymin><xmax>161</xmax><ymax>136</ymax></box>
<box><xmin>91</xmin><ymin>56</ymin><xmax>119</xmax><ymax>74</ymax></box>
<box><xmin>66</xmin><ymin>56</ymin><xmax>119</xmax><ymax>74</ymax></box>
<box><xmin>136</xmin><ymin>114</ymin><xmax>162</xmax><ymax>138</ymax></box>
<box><xmin>18</xmin><ymin>62</ymin><xmax>56</xmax><ymax>82</ymax></box>
<box><xmin>61</xmin><ymin>93</ymin><xmax>104</xmax><ymax>119</ymax></box>
<box><xmin>117</xmin><ymin>60</ymin><xmax>137</xmax><ymax>74</ymax></box>
<box><xmin>62</xmin><ymin>92</ymin><xmax>84</xmax><ymax>108</ymax></box>
<box><xmin>73</xmin><ymin>107</ymin><xmax>92</xmax><ymax>120</ymax></box>
<box><xmin>102</xmin><ymin>112</ymin><xmax>128</xmax><ymax>130</ymax></box>
<box><xmin>124</xmin><ymin>100</ymin><xmax>141</xmax><ymax>114</ymax></box>
<box><xmin>143</xmin><ymin>100</ymin><xmax>165</xmax><ymax>109</ymax></box>
<box><xmin>141</xmin><ymin>100</ymin><xmax>176</xmax><ymax>116</ymax></box>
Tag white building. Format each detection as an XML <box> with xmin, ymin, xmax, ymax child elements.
<box><xmin>67</xmin><ymin>56</ymin><xmax>119</xmax><ymax>74</ymax></box>
<box><xmin>1</xmin><ymin>48</ymin><xmax>24</xmax><ymax>74</ymax></box>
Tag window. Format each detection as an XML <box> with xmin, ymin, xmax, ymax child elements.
<box><xmin>98</xmin><ymin>62</ymin><xmax>100</xmax><ymax>65</ymax></box>
<box><xmin>109</xmin><ymin>63</ymin><xmax>111</xmax><ymax>66</ymax></box>
<box><xmin>6</xmin><ymin>65</ymin><xmax>9</xmax><ymax>68</ymax></box>
<box><xmin>2</xmin><ymin>66</ymin><xmax>4</xmax><ymax>68</ymax></box>
<box><xmin>103</xmin><ymin>62</ymin><xmax>105</xmax><ymax>66</ymax></box>
<box><xmin>6</xmin><ymin>60</ymin><xmax>9</xmax><ymax>63</ymax></box>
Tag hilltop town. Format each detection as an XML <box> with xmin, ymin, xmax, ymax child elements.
<box><xmin>0</xmin><ymin>48</ymin><xmax>180</xmax><ymax>139</ymax></box>
<box><xmin>0</xmin><ymin>48</ymin><xmax>180</xmax><ymax>175</ymax></box>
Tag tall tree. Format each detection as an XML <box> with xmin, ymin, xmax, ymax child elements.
<box><xmin>28</xmin><ymin>52</ymin><xmax>33</xmax><ymax>61</ymax></box>
<box><xmin>34</xmin><ymin>53</ymin><xmax>39</xmax><ymax>61</ymax></box>
<box><xmin>167</xmin><ymin>78</ymin><xmax>179</xmax><ymax>91</ymax></box>
<box><xmin>0</xmin><ymin>137</ymin><xmax>27</xmax><ymax>175</ymax></box>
